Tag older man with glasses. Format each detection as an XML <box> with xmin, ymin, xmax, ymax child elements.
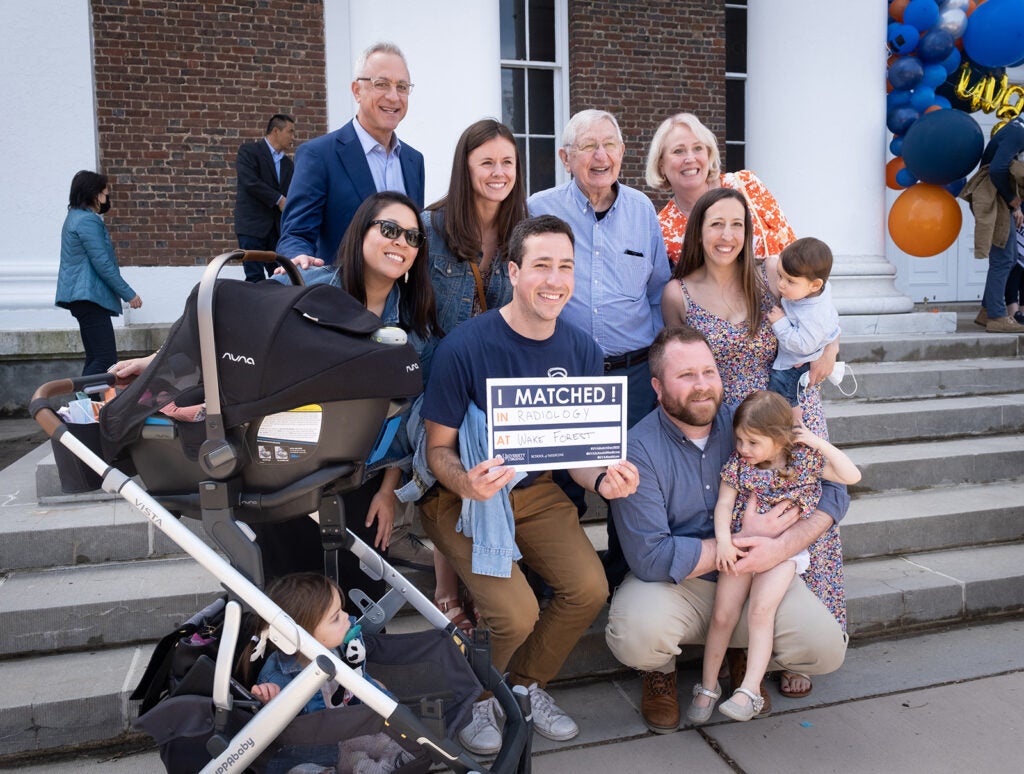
<box><xmin>528</xmin><ymin>109</ymin><xmax>670</xmax><ymax>587</ymax></box>
<box><xmin>277</xmin><ymin>41</ymin><xmax>425</xmax><ymax>266</ymax></box>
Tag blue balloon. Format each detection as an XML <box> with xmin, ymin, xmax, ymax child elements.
<box><xmin>887</xmin><ymin>104</ymin><xmax>920</xmax><ymax>135</ymax></box>
<box><xmin>890</xmin><ymin>135</ymin><xmax>905</xmax><ymax>156</ymax></box>
<box><xmin>888</xmin><ymin>23</ymin><xmax>921</xmax><ymax>55</ymax></box>
<box><xmin>933</xmin><ymin>95</ymin><xmax>952</xmax><ymax>110</ymax></box>
<box><xmin>944</xmin><ymin>177</ymin><xmax>967</xmax><ymax>197</ymax></box>
<box><xmin>963</xmin><ymin>0</ymin><xmax>1024</xmax><ymax>68</ymax></box>
<box><xmin>918</xmin><ymin>29</ymin><xmax>955</xmax><ymax>64</ymax></box>
<box><xmin>889</xmin><ymin>56</ymin><xmax>925</xmax><ymax>90</ymax></box>
<box><xmin>888</xmin><ymin>89</ymin><xmax>912</xmax><ymax>109</ymax></box>
<box><xmin>941</xmin><ymin>48</ymin><xmax>961</xmax><ymax>75</ymax></box>
<box><xmin>904</xmin><ymin>0</ymin><xmax>940</xmax><ymax>33</ymax></box>
<box><xmin>896</xmin><ymin>168</ymin><xmax>919</xmax><ymax>187</ymax></box>
<box><xmin>901</xmin><ymin>108</ymin><xmax>984</xmax><ymax>184</ymax></box>
<box><xmin>911</xmin><ymin>86</ymin><xmax>937</xmax><ymax>112</ymax></box>
<box><xmin>921</xmin><ymin>63</ymin><xmax>948</xmax><ymax>88</ymax></box>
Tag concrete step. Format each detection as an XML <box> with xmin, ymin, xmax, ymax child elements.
<box><xmin>0</xmin><ymin>558</ymin><xmax>222</xmax><ymax>658</ymax></box>
<box><xmin>841</xmin><ymin>481</ymin><xmax>1024</xmax><ymax>561</ymax></box>
<box><xmin>826</xmin><ymin>393</ymin><xmax>1024</xmax><ymax>446</ymax></box>
<box><xmin>838</xmin><ymin>332</ymin><xmax>1020</xmax><ymax>364</ymax></box>
<box><xmin>846</xmin><ymin>435</ymin><xmax>1024</xmax><ymax>495</ymax></box>
<box><xmin>845</xmin><ymin>542</ymin><xmax>1024</xmax><ymax>638</ymax></box>
<box><xmin>820</xmin><ymin>356</ymin><xmax>1024</xmax><ymax>401</ymax></box>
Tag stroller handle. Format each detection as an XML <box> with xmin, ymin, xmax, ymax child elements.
<box><xmin>29</xmin><ymin>373</ymin><xmax>115</xmax><ymax>437</ymax></box>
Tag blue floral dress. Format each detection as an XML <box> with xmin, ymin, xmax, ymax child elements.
<box><xmin>678</xmin><ymin>279</ymin><xmax>846</xmax><ymax>629</ymax></box>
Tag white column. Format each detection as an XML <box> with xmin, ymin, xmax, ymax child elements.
<box><xmin>0</xmin><ymin>0</ymin><xmax>98</xmax><ymax>329</ymax></box>
<box><xmin>746</xmin><ymin>0</ymin><xmax>952</xmax><ymax>333</ymax></box>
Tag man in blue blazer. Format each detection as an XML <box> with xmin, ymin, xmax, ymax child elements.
<box><xmin>234</xmin><ymin>114</ymin><xmax>296</xmax><ymax>281</ymax></box>
<box><xmin>277</xmin><ymin>42</ymin><xmax>425</xmax><ymax>265</ymax></box>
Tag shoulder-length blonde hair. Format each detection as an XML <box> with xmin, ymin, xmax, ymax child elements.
<box><xmin>645</xmin><ymin>113</ymin><xmax>721</xmax><ymax>190</ymax></box>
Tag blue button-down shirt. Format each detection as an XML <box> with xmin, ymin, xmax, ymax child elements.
<box><xmin>352</xmin><ymin>118</ymin><xmax>407</xmax><ymax>196</ymax></box>
<box><xmin>528</xmin><ymin>180</ymin><xmax>670</xmax><ymax>357</ymax></box>
<box><xmin>264</xmin><ymin>137</ymin><xmax>285</xmax><ymax>182</ymax></box>
<box><xmin>610</xmin><ymin>403</ymin><xmax>849</xmax><ymax>585</ymax></box>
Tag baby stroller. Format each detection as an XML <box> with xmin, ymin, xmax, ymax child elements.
<box><xmin>30</xmin><ymin>250</ymin><xmax>532</xmax><ymax>774</ymax></box>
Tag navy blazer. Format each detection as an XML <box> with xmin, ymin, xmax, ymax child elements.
<box><xmin>234</xmin><ymin>138</ymin><xmax>294</xmax><ymax>239</ymax></box>
<box><xmin>276</xmin><ymin>119</ymin><xmax>425</xmax><ymax>263</ymax></box>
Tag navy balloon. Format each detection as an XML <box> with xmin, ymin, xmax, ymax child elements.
<box><xmin>888</xmin><ymin>23</ymin><xmax>920</xmax><ymax>55</ymax></box>
<box><xmin>904</xmin><ymin>0</ymin><xmax>940</xmax><ymax>33</ymax></box>
<box><xmin>941</xmin><ymin>48</ymin><xmax>961</xmax><ymax>76</ymax></box>
<box><xmin>890</xmin><ymin>135</ymin><xmax>905</xmax><ymax>156</ymax></box>
<box><xmin>944</xmin><ymin>177</ymin><xmax>967</xmax><ymax>197</ymax></box>
<box><xmin>901</xmin><ymin>108</ymin><xmax>984</xmax><ymax>184</ymax></box>
<box><xmin>888</xmin><ymin>56</ymin><xmax>925</xmax><ymax>90</ymax></box>
<box><xmin>918</xmin><ymin>29</ymin><xmax>955</xmax><ymax>64</ymax></box>
<box><xmin>962</xmin><ymin>0</ymin><xmax>1024</xmax><ymax>68</ymax></box>
<box><xmin>887</xmin><ymin>104</ymin><xmax>920</xmax><ymax>135</ymax></box>
<box><xmin>888</xmin><ymin>89</ymin><xmax>912</xmax><ymax>109</ymax></box>
<box><xmin>911</xmin><ymin>86</ymin><xmax>937</xmax><ymax>112</ymax></box>
<box><xmin>895</xmin><ymin>168</ymin><xmax>919</xmax><ymax>188</ymax></box>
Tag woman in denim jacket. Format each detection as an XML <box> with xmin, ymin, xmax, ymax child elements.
<box><xmin>420</xmin><ymin>119</ymin><xmax>527</xmax><ymax>635</ymax></box>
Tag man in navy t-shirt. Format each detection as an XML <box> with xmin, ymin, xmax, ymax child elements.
<box><xmin>419</xmin><ymin>215</ymin><xmax>639</xmax><ymax>754</ymax></box>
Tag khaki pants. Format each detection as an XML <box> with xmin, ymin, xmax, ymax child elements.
<box><xmin>605</xmin><ymin>573</ymin><xmax>847</xmax><ymax>675</ymax></box>
<box><xmin>420</xmin><ymin>473</ymin><xmax>607</xmax><ymax>687</ymax></box>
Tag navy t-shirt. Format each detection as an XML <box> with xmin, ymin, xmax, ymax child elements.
<box><xmin>422</xmin><ymin>309</ymin><xmax>604</xmax><ymax>429</ymax></box>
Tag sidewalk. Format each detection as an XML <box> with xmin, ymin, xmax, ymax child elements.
<box><xmin>13</xmin><ymin>617</ymin><xmax>1024</xmax><ymax>773</ymax></box>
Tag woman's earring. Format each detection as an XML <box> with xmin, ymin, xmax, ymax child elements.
<box><xmin>404</xmin><ymin>271</ymin><xmax>409</xmax><ymax>284</ymax></box>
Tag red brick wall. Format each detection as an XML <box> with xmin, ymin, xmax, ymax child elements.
<box><xmin>568</xmin><ymin>1</ymin><xmax>726</xmax><ymax>203</ymax></box>
<box><xmin>91</xmin><ymin>1</ymin><xmax>327</xmax><ymax>266</ymax></box>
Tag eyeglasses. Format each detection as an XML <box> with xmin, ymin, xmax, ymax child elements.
<box><xmin>355</xmin><ymin>77</ymin><xmax>414</xmax><ymax>96</ymax></box>
<box><xmin>569</xmin><ymin>140</ymin><xmax>622</xmax><ymax>155</ymax></box>
<box><xmin>370</xmin><ymin>219</ymin><xmax>425</xmax><ymax>248</ymax></box>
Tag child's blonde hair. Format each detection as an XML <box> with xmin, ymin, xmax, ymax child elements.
<box><xmin>733</xmin><ymin>391</ymin><xmax>797</xmax><ymax>477</ymax></box>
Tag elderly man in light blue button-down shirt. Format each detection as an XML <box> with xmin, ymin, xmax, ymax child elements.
<box><xmin>528</xmin><ymin>109</ymin><xmax>670</xmax><ymax>428</ymax></box>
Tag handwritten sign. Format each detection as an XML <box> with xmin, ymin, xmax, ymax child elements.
<box><xmin>486</xmin><ymin>376</ymin><xmax>627</xmax><ymax>471</ymax></box>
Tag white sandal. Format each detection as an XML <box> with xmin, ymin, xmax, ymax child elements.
<box><xmin>719</xmin><ymin>687</ymin><xmax>765</xmax><ymax>722</ymax></box>
<box><xmin>685</xmin><ymin>681</ymin><xmax>721</xmax><ymax>724</ymax></box>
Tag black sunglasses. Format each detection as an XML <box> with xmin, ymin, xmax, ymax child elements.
<box><xmin>369</xmin><ymin>219</ymin><xmax>425</xmax><ymax>248</ymax></box>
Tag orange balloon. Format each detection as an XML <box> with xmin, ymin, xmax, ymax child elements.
<box><xmin>925</xmin><ymin>104</ymin><xmax>943</xmax><ymax>113</ymax></box>
<box><xmin>890</xmin><ymin>0</ymin><xmax>911</xmax><ymax>23</ymax></box>
<box><xmin>886</xmin><ymin>157</ymin><xmax>908</xmax><ymax>189</ymax></box>
<box><xmin>888</xmin><ymin>184</ymin><xmax>963</xmax><ymax>257</ymax></box>
<box><xmin>967</xmin><ymin>1</ymin><xmax>979</xmax><ymax>16</ymax></box>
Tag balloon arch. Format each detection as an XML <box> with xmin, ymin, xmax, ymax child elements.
<box><xmin>886</xmin><ymin>0</ymin><xmax>1024</xmax><ymax>256</ymax></box>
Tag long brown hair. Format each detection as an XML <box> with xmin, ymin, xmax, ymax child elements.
<box><xmin>426</xmin><ymin>119</ymin><xmax>527</xmax><ymax>263</ymax></box>
<box><xmin>671</xmin><ymin>187</ymin><xmax>765</xmax><ymax>339</ymax></box>
<box><xmin>733</xmin><ymin>390</ymin><xmax>796</xmax><ymax>476</ymax></box>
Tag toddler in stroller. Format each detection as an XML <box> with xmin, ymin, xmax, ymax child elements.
<box><xmin>32</xmin><ymin>247</ymin><xmax>534</xmax><ymax>773</ymax></box>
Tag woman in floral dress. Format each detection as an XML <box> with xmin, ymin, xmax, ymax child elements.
<box><xmin>661</xmin><ymin>187</ymin><xmax>843</xmax><ymax>699</ymax></box>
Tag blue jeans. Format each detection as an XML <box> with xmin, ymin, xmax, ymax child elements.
<box><xmin>983</xmin><ymin>216</ymin><xmax>1017</xmax><ymax>319</ymax></box>
<box><xmin>768</xmin><ymin>363</ymin><xmax>809</xmax><ymax>407</ymax></box>
<box><xmin>68</xmin><ymin>300</ymin><xmax>117</xmax><ymax>376</ymax></box>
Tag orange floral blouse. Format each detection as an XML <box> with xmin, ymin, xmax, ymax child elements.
<box><xmin>658</xmin><ymin>170</ymin><xmax>797</xmax><ymax>267</ymax></box>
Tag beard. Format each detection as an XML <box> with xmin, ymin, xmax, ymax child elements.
<box><xmin>660</xmin><ymin>387</ymin><xmax>722</xmax><ymax>427</ymax></box>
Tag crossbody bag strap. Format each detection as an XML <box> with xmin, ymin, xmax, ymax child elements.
<box><xmin>468</xmin><ymin>259</ymin><xmax>488</xmax><ymax>313</ymax></box>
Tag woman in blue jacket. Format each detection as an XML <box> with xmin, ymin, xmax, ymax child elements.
<box><xmin>55</xmin><ymin>171</ymin><xmax>142</xmax><ymax>375</ymax></box>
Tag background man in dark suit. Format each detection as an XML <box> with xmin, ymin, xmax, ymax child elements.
<box><xmin>276</xmin><ymin>42</ymin><xmax>425</xmax><ymax>265</ymax></box>
<box><xmin>234</xmin><ymin>114</ymin><xmax>296</xmax><ymax>281</ymax></box>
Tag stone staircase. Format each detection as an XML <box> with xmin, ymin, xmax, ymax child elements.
<box><xmin>2</xmin><ymin>323</ymin><xmax>1024</xmax><ymax>762</ymax></box>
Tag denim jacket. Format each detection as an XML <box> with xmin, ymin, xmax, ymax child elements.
<box><xmin>423</xmin><ymin>210</ymin><xmax>513</xmax><ymax>334</ymax></box>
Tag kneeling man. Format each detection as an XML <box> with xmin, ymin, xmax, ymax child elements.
<box><xmin>605</xmin><ymin>325</ymin><xmax>848</xmax><ymax>732</ymax></box>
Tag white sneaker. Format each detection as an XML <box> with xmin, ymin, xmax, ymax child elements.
<box><xmin>527</xmin><ymin>683</ymin><xmax>579</xmax><ymax>741</ymax></box>
<box><xmin>458</xmin><ymin>697</ymin><xmax>503</xmax><ymax>755</ymax></box>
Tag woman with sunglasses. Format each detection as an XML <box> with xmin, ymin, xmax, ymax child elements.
<box><xmin>419</xmin><ymin>119</ymin><xmax>527</xmax><ymax>638</ymax></box>
<box><xmin>262</xmin><ymin>191</ymin><xmax>440</xmax><ymax>608</ymax></box>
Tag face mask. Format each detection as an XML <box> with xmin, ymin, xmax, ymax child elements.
<box><xmin>98</xmin><ymin>196</ymin><xmax>111</xmax><ymax>215</ymax></box>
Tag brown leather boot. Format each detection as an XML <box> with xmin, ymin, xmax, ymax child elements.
<box><xmin>640</xmin><ymin>670</ymin><xmax>680</xmax><ymax>733</ymax></box>
<box><xmin>725</xmin><ymin>648</ymin><xmax>772</xmax><ymax>718</ymax></box>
